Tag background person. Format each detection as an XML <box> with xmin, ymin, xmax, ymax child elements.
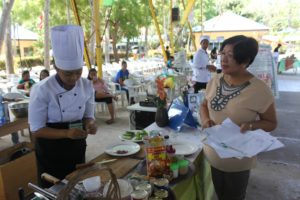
<box><xmin>88</xmin><ymin>68</ymin><xmax>117</xmax><ymax>124</ymax></box>
<box><xmin>29</xmin><ymin>25</ymin><xmax>97</xmax><ymax>187</ymax></box>
<box><xmin>200</xmin><ymin>35</ymin><xmax>277</xmax><ymax>200</ymax></box>
<box><xmin>192</xmin><ymin>35</ymin><xmax>216</xmax><ymax>93</ymax></box>
<box><xmin>39</xmin><ymin>69</ymin><xmax>50</xmax><ymax>81</ymax></box>
<box><xmin>17</xmin><ymin>70</ymin><xmax>36</xmax><ymax>96</ymax></box>
<box><xmin>114</xmin><ymin>60</ymin><xmax>130</xmax><ymax>103</ymax></box>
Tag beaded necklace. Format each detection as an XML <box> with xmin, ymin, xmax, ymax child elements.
<box><xmin>210</xmin><ymin>76</ymin><xmax>250</xmax><ymax>111</ymax></box>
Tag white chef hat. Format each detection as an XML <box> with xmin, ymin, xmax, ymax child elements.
<box><xmin>200</xmin><ymin>35</ymin><xmax>210</xmax><ymax>43</ymax></box>
<box><xmin>51</xmin><ymin>25</ymin><xmax>84</xmax><ymax>70</ymax></box>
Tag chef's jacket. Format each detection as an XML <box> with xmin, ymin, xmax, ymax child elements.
<box><xmin>29</xmin><ymin>75</ymin><xmax>95</xmax><ymax>132</ymax></box>
<box><xmin>192</xmin><ymin>48</ymin><xmax>211</xmax><ymax>83</ymax></box>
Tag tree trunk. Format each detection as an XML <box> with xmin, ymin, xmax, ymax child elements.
<box><xmin>5</xmin><ymin>13</ymin><xmax>14</xmax><ymax>74</ymax></box>
<box><xmin>125</xmin><ymin>38</ymin><xmax>129</xmax><ymax>60</ymax></box>
<box><xmin>89</xmin><ymin>0</ymin><xmax>95</xmax><ymax>66</ymax></box>
<box><xmin>44</xmin><ymin>0</ymin><xmax>51</xmax><ymax>70</ymax></box>
<box><xmin>104</xmin><ymin>9</ymin><xmax>110</xmax><ymax>64</ymax></box>
<box><xmin>144</xmin><ymin>26</ymin><xmax>148</xmax><ymax>57</ymax></box>
<box><xmin>111</xmin><ymin>23</ymin><xmax>119</xmax><ymax>62</ymax></box>
<box><xmin>66</xmin><ymin>0</ymin><xmax>71</xmax><ymax>24</ymax></box>
<box><xmin>0</xmin><ymin>0</ymin><xmax>15</xmax><ymax>54</ymax></box>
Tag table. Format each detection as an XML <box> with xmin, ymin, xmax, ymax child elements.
<box><xmin>66</xmin><ymin>122</ymin><xmax>214</xmax><ymax>200</ymax></box>
<box><xmin>145</xmin><ymin>123</ymin><xmax>214</xmax><ymax>200</ymax></box>
<box><xmin>0</xmin><ymin>117</ymin><xmax>28</xmax><ymax>137</ymax></box>
<box><xmin>127</xmin><ymin>103</ymin><xmax>156</xmax><ymax>130</ymax></box>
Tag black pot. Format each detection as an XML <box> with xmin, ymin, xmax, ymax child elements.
<box><xmin>155</xmin><ymin>107</ymin><xmax>169</xmax><ymax>127</ymax></box>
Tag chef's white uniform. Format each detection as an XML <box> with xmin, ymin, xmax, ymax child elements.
<box><xmin>192</xmin><ymin>48</ymin><xmax>211</xmax><ymax>83</ymax></box>
<box><xmin>29</xmin><ymin>75</ymin><xmax>95</xmax><ymax>132</ymax></box>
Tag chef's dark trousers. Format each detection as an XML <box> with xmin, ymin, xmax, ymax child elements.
<box><xmin>35</xmin><ymin>122</ymin><xmax>86</xmax><ymax>188</ymax></box>
<box><xmin>194</xmin><ymin>82</ymin><xmax>207</xmax><ymax>93</ymax></box>
<box><xmin>211</xmin><ymin>166</ymin><xmax>250</xmax><ymax>200</ymax></box>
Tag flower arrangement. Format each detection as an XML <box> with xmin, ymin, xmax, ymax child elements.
<box><xmin>155</xmin><ymin>77</ymin><xmax>167</xmax><ymax>108</ymax></box>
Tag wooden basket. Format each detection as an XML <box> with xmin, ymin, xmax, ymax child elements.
<box><xmin>56</xmin><ymin>164</ymin><xmax>122</xmax><ymax>200</ymax></box>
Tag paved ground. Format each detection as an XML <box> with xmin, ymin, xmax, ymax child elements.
<box><xmin>246</xmin><ymin>73</ymin><xmax>300</xmax><ymax>200</ymax></box>
<box><xmin>1</xmin><ymin>72</ymin><xmax>300</xmax><ymax>200</ymax></box>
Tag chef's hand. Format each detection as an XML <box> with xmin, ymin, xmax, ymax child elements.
<box><xmin>66</xmin><ymin>129</ymin><xmax>88</xmax><ymax>139</ymax></box>
<box><xmin>85</xmin><ymin>120</ymin><xmax>97</xmax><ymax>135</ymax></box>
<box><xmin>207</xmin><ymin>65</ymin><xmax>217</xmax><ymax>72</ymax></box>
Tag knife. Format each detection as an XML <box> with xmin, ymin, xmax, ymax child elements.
<box><xmin>75</xmin><ymin>158</ymin><xmax>117</xmax><ymax>169</ymax></box>
<box><xmin>41</xmin><ymin>173</ymin><xmax>69</xmax><ymax>194</ymax></box>
<box><xmin>42</xmin><ymin>173</ymin><xmax>84</xmax><ymax>198</ymax></box>
<box><xmin>28</xmin><ymin>182</ymin><xmax>57</xmax><ymax>200</ymax></box>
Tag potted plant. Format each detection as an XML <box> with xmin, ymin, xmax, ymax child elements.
<box><xmin>155</xmin><ymin>77</ymin><xmax>169</xmax><ymax>127</ymax></box>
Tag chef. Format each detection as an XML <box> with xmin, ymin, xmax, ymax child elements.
<box><xmin>29</xmin><ymin>25</ymin><xmax>97</xmax><ymax>187</ymax></box>
<box><xmin>192</xmin><ymin>35</ymin><xmax>216</xmax><ymax>93</ymax></box>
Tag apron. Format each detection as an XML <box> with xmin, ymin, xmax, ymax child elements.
<box><xmin>35</xmin><ymin>121</ymin><xmax>86</xmax><ymax>188</ymax></box>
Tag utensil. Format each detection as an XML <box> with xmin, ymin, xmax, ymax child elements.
<box><xmin>34</xmin><ymin>192</ymin><xmax>50</xmax><ymax>200</ymax></box>
<box><xmin>76</xmin><ymin>159</ymin><xmax>117</xmax><ymax>169</ymax></box>
<box><xmin>28</xmin><ymin>182</ymin><xmax>57</xmax><ymax>200</ymax></box>
<box><xmin>41</xmin><ymin>173</ymin><xmax>69</xmax><ymax>195</ymax></box>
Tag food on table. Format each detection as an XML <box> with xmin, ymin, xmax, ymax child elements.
<box><xmin>116</xmin><ymin>150</ymin><xmax>129</xmax><ymax>154</ymax></box>
<box><xmin>166</xmin><ymin>145</ymin><xmax>176</xmax><ymax>154</ymax></box>
<box><xmin>122</xmin><ymin>131</ymin><xmax>135</xmax><ymax>140</ymax></box>
<box><xmin>122</xmin><ymin>130</ymin><xmax>148</xmax><ymax>141</ymax></box>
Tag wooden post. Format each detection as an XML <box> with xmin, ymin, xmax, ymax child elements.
<box><xmin>149</xmin><ymin>0</ymin><xmax>167</xmax><ymax>62</ymax></box>
<box><xmin>70</xmin><ymin>0</ymin><xmax>92</xmax><ymax>69</ymax></box>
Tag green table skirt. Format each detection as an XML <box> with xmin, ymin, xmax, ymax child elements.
<box><xmin>171</xmin><ymin>152</ymin><xmax>214</xmax><ymax>200</ymax></box>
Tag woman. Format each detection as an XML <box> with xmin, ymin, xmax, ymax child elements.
<box><xmin>39</xmin><ymin>69</ymin><xmax>50</xmax><ymax>81</ymax></box>
<box><xmin>200</xmin><ymin>35</ymin><xmax>277</xmax><ymax>200</ymax></box>
<box><xmin>114</xmin><ymin>60</ymin><xmax>129</xmax><ymax>102</ymax></box>
<box><xmin>29</xmin><ymin>25</ymin><xmax>97</xmax><ymax>187</ymax></box>
<box><xmin>17</xmin><ymin>70</ymin><xmax>36</xmax><ymax>96</ymax></box>
<box><xmin>88</xmin><ymin>68</ymin><xmax>117</xmax><ymax>124</ymax></box>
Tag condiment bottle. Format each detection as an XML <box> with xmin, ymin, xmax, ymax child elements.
<box><xmin>170</xmin><ymin>163</ymin><xmax>179</xmax><ymax>178</ymax></box>
<box><xmin>178</xmin><ymin>159</ymin><xmax>189</xmax><ymax>175</ymax></box>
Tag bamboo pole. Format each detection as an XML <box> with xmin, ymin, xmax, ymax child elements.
<box><xmin>181</xmin><ymin>0</ymin><xmax>196</xmax><ymax>51</ymax></box>
<box><xmin>149</xmin><ymin>0</ymin><xmax>167</xmax><ymax>62</ymax></box>
<box><xmin>169</xmin><ymin>0</ymin><xmax>174</xmax><ymax>55</ymax></box>
<box><xmin>70</xmin><ymin>0</ymin><xmax>92</xmax><ymax>69</ymax></box>
<box><xmin>94</xmin><ymin>0</ymin><xmax>103</xmax><ymax>78</ymax></box>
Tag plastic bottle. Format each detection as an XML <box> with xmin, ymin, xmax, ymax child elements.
<box><xmin>0</xmin><ymin>96</ymin><xmax>6</xmax><ymax>126</ymax></box>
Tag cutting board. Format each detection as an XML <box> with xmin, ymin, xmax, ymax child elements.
<box><xmin>66</xmin><ymin>155</ymin><xmax>142</xmax><ymax>182</ymax></box>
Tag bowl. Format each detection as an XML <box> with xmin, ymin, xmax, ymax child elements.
<box><xmin>9</xmin><ymin>102</ymin><xmax>28</xmax><ymax>118</ymax></box>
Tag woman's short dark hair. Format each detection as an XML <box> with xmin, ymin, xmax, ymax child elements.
<box><xmin>22</xmin><ymin>70</ymin><xmax>30</xmax><ymax>77</ymax></box>
<box><xmin>39</xmin><ymin>69</ymin><xmax>49</xmax><ymax>80</ymax></box>
<box><xmin>220</xmin><ymin>35</ymin><xmax>258</xmax><ymax>68</ymax></box>
<box><xmin>87</xmin><ymin>68</ymin><xmax>97</xmax><ymax>80</ymax></box>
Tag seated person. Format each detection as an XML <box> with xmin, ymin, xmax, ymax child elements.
<box><xmin>114</xmin><ymin>60</ymin><xmax>130</xmax><ymax>103</ymax></box>
<box><xmin>39</xmin><ymin>69</ymin><xmax>50</xmax><ymax>81</ymax></box>
<box><xmin>88</xmin><ymin>68</ymin><xmax>117</xmax><ymax>124</ymax></box>
<box><xmin>210</xmin><ymin>47</ymin><xmax>218</xmax><ymax>60</ymax></box>
<box><xmin>17</xmin><ymin>70</ymin><xmax>35</xmax><ymax>96</ymax></box>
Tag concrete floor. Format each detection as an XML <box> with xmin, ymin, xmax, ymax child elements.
<box><xmin>1</xmin><ymin>72</ymin><xmax>300</xmax><ymax>200</ymax></box>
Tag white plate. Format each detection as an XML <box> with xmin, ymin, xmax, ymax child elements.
<box><xmin>172</xmin><ymin>142</ymin><xmax>200</xmax><ymax>156</ymax></box>
<box><xmin>119</xmin><ymin>130</ymin><xmax>148</xmax><ymax>142</ymax></box>
<box><xmin>103</xmin><ymin>179</ymin><xmax>133</xmax><ymax>198</ymax></box>
<box><xmin>105</xmin><ymin>141</ymin><xmax>140</xmax><ymax>156</ymax></box>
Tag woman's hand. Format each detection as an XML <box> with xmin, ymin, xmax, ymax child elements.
<box><xmin>240</xmin><ymin>123</ymin><xmax>252</xmax><ymax>133</ymax></box>
<box><xmin>202</xmin><ymin>119</ymin><xmax>216</xmax><ymax>129</ymax></box>
<box><xmin>66</xmin><ymin>129</ymin><xmax>88</xmax><ymax>139</ymax></box>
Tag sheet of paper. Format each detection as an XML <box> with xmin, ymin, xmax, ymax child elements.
<box><xmin>203</xmin><ymin>118</ymin><xmax>284</xmax><ymax>158</ymax></box>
